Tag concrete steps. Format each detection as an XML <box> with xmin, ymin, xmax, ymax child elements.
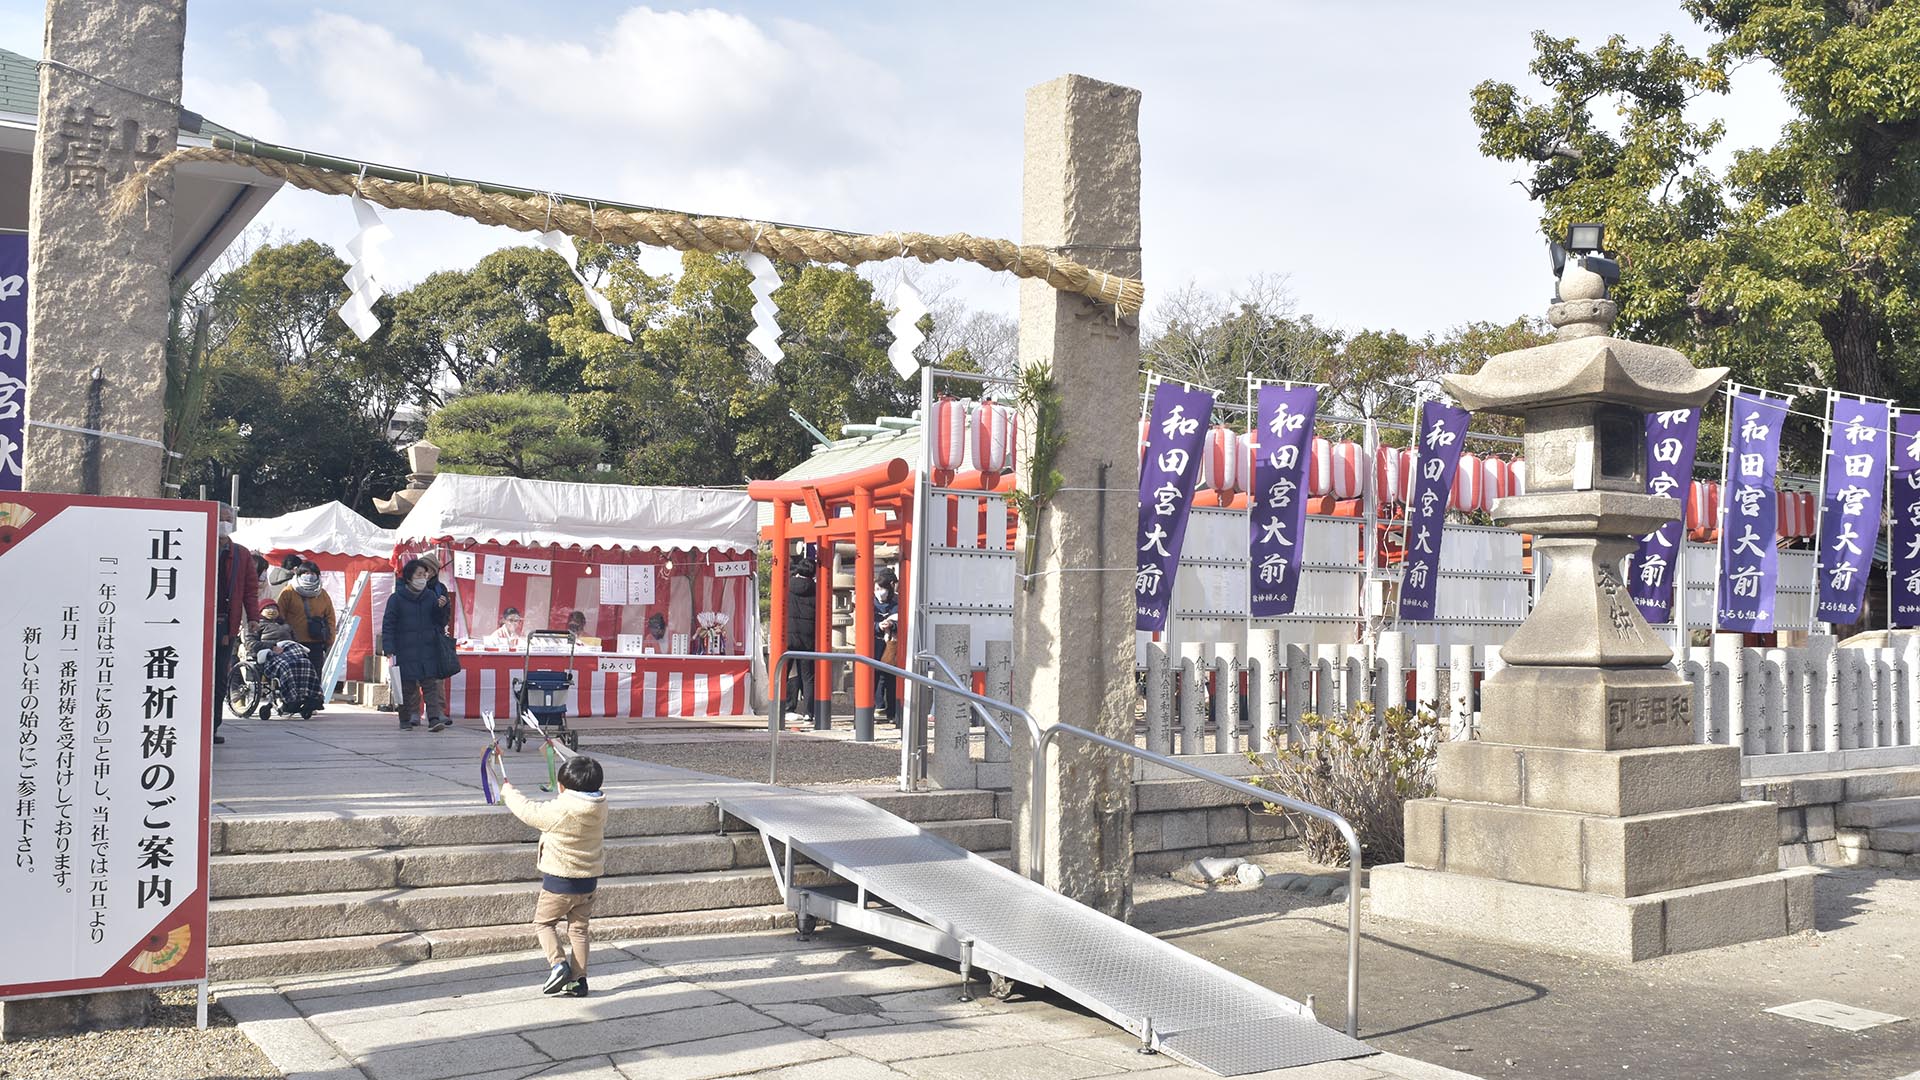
<box><xmin>1836</xmin><ymin>793</ymin><xmax>1920</xmax><ymax>870</ymax></box>
<box><xmin>207</xmin><ymin>787</ymin><xmax>1011</xmax><ymax>980</ymax></box>
<box><xmin>1836</xmin><ymin>795</ymin><xmax>1920</xmax><ymax>829</ymax></box>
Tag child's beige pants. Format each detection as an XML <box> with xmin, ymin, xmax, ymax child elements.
<box><xmin>533</xmin><ymin>889</ymin><xmax>594</xmax><ymax>974</ymax></box>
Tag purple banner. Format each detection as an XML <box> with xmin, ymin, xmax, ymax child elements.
<box><xmin>1626</xmin><ymin>408</ymin><xmax>1702</xmax><ymax>623</ymax></box>
<box><xmin>1717</xmin><ymin>391</ymin><xmax>1788</xmax><ymax>632</ymax></box>
<box><xmin>1815</xmin><ymin>398</ymin><xmax>1889</xmax><ymax>624</ymax></box>
<box><xmin>0</xmin><ymin>234</ymin><xmax>24</xmax><ymax>491</ymax></box>
<box><xmin>1890</xmin><ymin>412</ymin><xmax>1920</xmax><ymax>629</ymax></box>
<box><xmin>1397</xmin><ymin>400</ymin><xmax>1470</xmax><ymax>622</ymax></box>
<box><xmin>1135</xmin><ymin>380</ymin><xmax>1214</xmax><ymax>632</ymax></box>
<box><xmin>1249</xmin><ymin>384</ymin><xmax>1318</xmax><ymax>617</ymax></box>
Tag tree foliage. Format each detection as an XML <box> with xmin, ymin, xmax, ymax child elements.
<box><xmin>426</xmin><ymin>391</ymin><xmax>607</xmax><ymax>479</ymax></box>
<box><xmin>1470</xmin><ymin>2</ymin><xmax>1920</xmax><ymax>402</ymax></box>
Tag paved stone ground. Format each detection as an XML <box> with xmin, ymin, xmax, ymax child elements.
<box><xmin>217</xmin><ymin>928</ymin><xmax>1472</xmax><ymax>1080</ymax></box>
<box><xmin>1134</xmin><ymin>863</ymin><xmax>1920</xmax><ymax>1080</ymax></box>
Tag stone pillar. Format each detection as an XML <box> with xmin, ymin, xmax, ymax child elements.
<box><xmin>23</xmin><ymin>0</ymin><xmax>186</xmax><ymax>497</ymax></box>
<box><xmin>933</xmin><ymin>623</ymin><xmax>974</xmax><ymax>790</ymax></box>
<box><xmin>1009</xmin><ymin>75</ymin><xmax>1141</xmax><ymax>915</ymax></box>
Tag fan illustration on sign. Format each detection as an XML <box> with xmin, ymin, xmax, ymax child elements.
<box><xmin>0</xmin><ymin>501</ymin><xmax>35</xmax><ymax>547</ymax></box>
<box><xmin>129</xmin><ymin>923</ymin><xmax>191</xmax><ymax>974</ymax></box>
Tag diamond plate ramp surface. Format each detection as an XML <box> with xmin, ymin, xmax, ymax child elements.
<box><xmin>723</xmin><ymin>791</ymin><xmax>1372</xmax><ymax>1075</ymax></box>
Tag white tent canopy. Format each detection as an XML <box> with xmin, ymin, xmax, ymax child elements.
<box><xmin>391</xmin><ymin>473</ymin><xmax>758</xmax><ymax>553</ymax></box>
<box><xmin>232</xmin><ymin>501</ymin><xmax>396</xmax><ymax>559</ymax></box>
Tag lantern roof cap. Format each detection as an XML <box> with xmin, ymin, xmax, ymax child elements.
<box><xmin>1444</xmin><ymin>336</ymin><xmax>1727</xmax><ymax>416</ymax></box>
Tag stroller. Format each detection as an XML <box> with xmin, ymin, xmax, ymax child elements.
<box><xmin>508</xmin><ymin>630</ymin><xmax>579</xmax><ymax>751</ymax></box>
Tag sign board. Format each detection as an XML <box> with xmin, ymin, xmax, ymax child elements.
<box><xmin>0</xmin><ymin>493</ymin><xmax>214</xmax><ymax>999</ymax></box>
<box><xmin>481</xmin><ymin>554</ymin><xmax>506</xmax><ymax>587</ymax></box>
<box><xmin>0</xmin><ymin>235</ymin><xmax>25</xmax><ymax>492</ymax></box>
<box><xmin>509</xmin><ymin>557</ymin><xmax>551</xmax><ymax>577</ymax></box>
<box><xmin>617</xmin><ymin>633</ymin><xmax>646</xmax><ymax>655</ymax></box>
<box><xmin>452</xmin><ymin>551</ymin><xmax>476</xmax><ymax>580</ymax></box>
<box><xmin>627</xmin><ymin>564</ymin><xmax>656</xmax><ymax>605</ymax></box>
<box><xmin>713</xmin><ymin>560</ymin><xmax>752</xmax><ymax>578</ymax></box>
<box><xmin>598</xmin><ymin>565</ymin><xmax>628</xmax><ymax>606</ymax></box>
<box><xmin>597</xmin><ymin>656</ymin><xmax>636</xmax><ymax>674</ymax></box>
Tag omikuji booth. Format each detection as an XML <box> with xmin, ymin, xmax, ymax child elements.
<box><xmin>391</xmin><ymin>473</ymin><xmax>761</xmax><ymax>720</ymax></box>
<box><xmin>231</xmin><ymin>500</ymin><xmax>397</xmax><ymax>682</ymax></box>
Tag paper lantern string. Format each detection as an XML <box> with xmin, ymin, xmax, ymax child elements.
<box><xmin>887</xmin><ymin>275</ymin><xmax>928</xmax><ymax>379</ymax></box>
<box><xmin>743</xmin><ymin>251</ymin><xmax>784</xmax><ymax>365</ymax></box>
<box><xmin>337</xmin><ymin>193</ymin><xmax>393</xmax><ymax>342</ymax></box>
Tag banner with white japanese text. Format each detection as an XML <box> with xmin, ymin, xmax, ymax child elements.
<box><xmin>1717</xmin><ymin>391</ymin><xmax>1788</xmax><ymax>632</ymax></box>
<box><xmin>1135</xmin><ymin>380</ymin><xmax>1213</xmax><ymax>632</ymax></box>
<box><xmin>1891</xmin><ymin>412</ymin><xmax>1920</xmax><ymax>629</ymax></box>
<box><xmin>0</xmin><ymin>493</ymin><xmax>214</xmax><ymax>999</ymax></box>
<box><xmin>1814</xmin><ymin>397</ymin><xmax>1888</xmax><ymax>624</ymax></box>
<box><xmin>0</xmin><ymin>234</ymin><xmax>25</xmax><ymax>491</ymax></box>
<box><xmin>1248</xmin><ymin>384</ymin><xmax>1317</xmax><ymax>617</ymax></box>
<box><xmin>1626</xmin><ymin>407</ymin><xmax>1702</xmax><ymax>623</ymax></box>
<box><xmin>1397</xmin><ymin>400</ymin><xmax>1471</xmax><ymax>621</ymax></box>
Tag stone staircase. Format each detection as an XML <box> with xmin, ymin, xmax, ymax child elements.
<box><xmin>208</xmin><ymin>789</ymin><xmax>1011</xmax><ymax>981</ymax></box>
<box><xmin>1837</xmin><ymin>776</ymin><xmax>1920</xmax><ymax>872</ymax></box>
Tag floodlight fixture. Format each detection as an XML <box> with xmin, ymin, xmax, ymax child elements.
<box><xmin>1548</xmin><ymin>239</ymin><xmax>1568</xmax><ymax>279</ymax></box>
<box><xmin>1565</xmin><ymin>223</ymin><xmax>1605</xmax><ymax>254</ymax></box>
<box><xmin>1582</xmin><ymin>254</ymin><xmax>1622</xmax><ymax>287</ymax></box>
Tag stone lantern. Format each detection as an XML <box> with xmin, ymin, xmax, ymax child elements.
<box><xmin>1369</xmin><ymin>257</ymin><xmax>1816</xmax><ymax>959</ymax></box>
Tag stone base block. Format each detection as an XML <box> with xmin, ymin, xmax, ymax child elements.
<box><xmin>1369</xmin><ymin>863</ymin><xmax>1817</xmax><ymax>961</ymax></box>
<box><xmin>1437</xmin><ymin>741</ymin><xmax>1739</xmax><ymax>816</ymax></box>
<box><xmin>1405</xmin><ymin>797</ymin><xmax>1779</xmax><ymax>897</ymax></box>
<box><xmin>0</xmin><ymin>990</ymin><xmax>153</xmax><ymax>1041</ymax></box>
<box><xmin>1479</xmin><ymin>665</ymin><xmax>1695</xmax><ymax>750</ymax></box>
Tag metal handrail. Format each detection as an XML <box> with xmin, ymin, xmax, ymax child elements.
<box><xmin>769</xmin><ymin>648</ymin><xmax>1361</xmax><ymax>1039</ymax></box>
<box><xmin>1031</xmin><ymin>723</ymin><xmax>1362</xmax><ymax>1039</ymax></box>
<box><xmin>917</xmin><ymin>651</ymin><xmax>1013</xmax><ymax>747</ymax></box>
<box><xmin>769</xmin><ymin>651</ymin><xmax>1044</xmax><ymax>793</ymax></box>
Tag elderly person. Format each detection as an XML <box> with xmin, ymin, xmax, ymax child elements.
<box><xmin>383</xmin><ymin>557</ymin><xmax>453</xmax><ymax>732</ymax></box>
<box><xmin>212</xmin><ymin>504</ymin><xmax>259</xmax><ymax>744</ymax></box>
<box><xmin>276</xmin><ymin>560</ymin><xmax>337</xmax><ymax>664</ymax></box>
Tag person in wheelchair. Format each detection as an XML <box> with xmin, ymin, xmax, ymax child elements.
<box><xmin>248</xmin><ymin>600</ymin><xmax>295</xmax><ymax>662</ymax></box>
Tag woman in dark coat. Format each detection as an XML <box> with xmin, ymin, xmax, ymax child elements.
<box><xmin>383</xmin><ymin>557</ymin><xmax>452</xmax><ymax>732</ymax></box>
<box><xmin>783</xmin><ymin>556</ymin><xmax>818</xmax><ymax>719</ymax></box>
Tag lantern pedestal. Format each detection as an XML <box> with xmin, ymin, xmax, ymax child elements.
<box><xmin>1371</xmin><ymin>258</ymin><xmax>1815</xmax><ymax>960</ymax></box>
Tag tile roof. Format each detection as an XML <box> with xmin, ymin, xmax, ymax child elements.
<box><xmin>755</xmin><ymin>425</ymin><xmax>922</xmax><ymax>529</ymax></box>
<box><xmin>0</xmin><ymin>45</ymin><xmax>245</xmax><ymax>140</ymax></box>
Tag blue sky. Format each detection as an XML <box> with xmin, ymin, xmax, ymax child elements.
<box><xmin>9</xmin><ymin>2</ymin><xmax>1796</xmax><ymax>336</ymax></box>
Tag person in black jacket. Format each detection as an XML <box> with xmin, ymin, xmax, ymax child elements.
<box><xmin>783</xmin><ymin>555</ymin><xmax>818</xmax><ymax>720</ymax></box>
<box><xmin>383</xmin><ymin>557</ymin><xmax>453</xmax><ymax>732</ymax></box>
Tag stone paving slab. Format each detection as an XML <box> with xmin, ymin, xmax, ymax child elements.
<box><xmin>219</xmin><ymin>927</ymin><xmax>1475</xmax><ymax>1080</ymax></box>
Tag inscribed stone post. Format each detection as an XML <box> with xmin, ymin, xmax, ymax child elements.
<box><xmin>23</xmin><ymin>0</ymin><xmax>186</xmax><ymax>498</ymax></box>
<box><xmin>1009</xmin><ymin>75</ymin><xmax>1141</xmax><ymax>917</ymax></box>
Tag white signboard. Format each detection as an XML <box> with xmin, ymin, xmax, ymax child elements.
<box><xmin>627</xmin><ymin>564</ymin><xmax>656</xmax><ymax>606</ymax></box>
<box><xmin>0</xmin><ymin>494</ymin><xmax>213</xmax><ymax>998</ymax></box>
<box><xmin>617</xmin><ymin>634</ymin><xmax>647</xmax><ymax>655</ymax></box>
<box><xmin>481</xmin><ymin>554</ymin><xmax>506</xmax><ymax>587</ymax></box>
<box><xmin>598</xmin><ymin>656</ymin><xmax>636</xmax><ymax>674</ymax></box>
<box><xmin>453</xmin><ymin>551</ymin><xmax>476</xmax><ymax>580</ymax></box>
<box><xmin>509</xmin><ymin>557</ymin><xmax>550</xmax><ymax>577</ymax></box>
<box><xmin>598</xmin><ymin>565</ymin><xmax>628</xmax><ymax>606</ymax></box>
<box><xmin>713</xmin><ymin>560</ymin><xmax>752</xmax><ymax>578</ymax></box>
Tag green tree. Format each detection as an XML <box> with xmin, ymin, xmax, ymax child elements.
<box><xmin>1470</xmin><ymin>2</ymin><xmax>1920</xmax><ymax>400</ymax></box>
<box><xmin>426</xmin><ymin>391</ymin><xmax>608</xmax><ymax>479</ymax></box>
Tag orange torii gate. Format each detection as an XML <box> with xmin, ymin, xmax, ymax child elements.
<box><xmin>750</xmin><ymin>459</ymin><xmax>914</xmax><ymax>740</ymax></box>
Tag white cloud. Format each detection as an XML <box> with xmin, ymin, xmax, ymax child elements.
<box><xmin>183</xmin><ymin>75</ymin><xmax>287</xmax><ymax>142</ymax></box>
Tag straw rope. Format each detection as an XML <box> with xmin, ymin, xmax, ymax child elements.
<box><xmin>115</xmin><ymin>146</ymin><xmax>1145</xmax><ymax>314</ymax></box>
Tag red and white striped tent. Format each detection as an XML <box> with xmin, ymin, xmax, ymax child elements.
<box><xmin>231</xmin><ymin>501</ymin><xmax>396</xmax><ymax>681</ymax></box>
<box><xmin>392</xmin><ymin>474</ymin><xmax>762</xmax><ymax>719</ymax></box>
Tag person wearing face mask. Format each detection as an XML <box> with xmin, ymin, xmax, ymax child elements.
<box><xmin>212</xmin><ymin>505</ymin><xmax>260</xmax><ymax>746</ymax></box>
<box><xmin>873</xmin><ymin>565</ymin><xmax>900</xmax><ymax>724</ymax></box>
<box><xmin>276</xmin><ymin>562</ymin><xmax>338</xmax><ymax>706</ymax></box>
<box><xmin>383</xmin><ymin>557</ymin><xmax>453</xmax><ymax>732</ymax></box>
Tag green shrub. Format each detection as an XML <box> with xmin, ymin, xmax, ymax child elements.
<box><xmin>1247</xmin><ymin>702</ymin><xmax>1444</xmax><ymax>866</ymax></box>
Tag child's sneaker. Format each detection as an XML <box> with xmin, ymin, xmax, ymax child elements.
<box><xmin>541</xmin><ymin>961</ymin><xmax>573</xmax><ymax>995</ymax></box>
<box><xmin>561</xmin><ymin>976</ymin><xmax>588</xmax><ymax>998</ymax></box>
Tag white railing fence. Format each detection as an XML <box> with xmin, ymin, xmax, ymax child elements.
<box><xmin>1141</xmin><ymin>631</ymin><xmax>1920</xmax><ymax>776</ymax></box>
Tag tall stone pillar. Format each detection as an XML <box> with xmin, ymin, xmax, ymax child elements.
<box><xmin>1009</xmin><ymin>75</ymin><xmax>1141</xmax><ymax>918</ymax></box>
<box><xmin>23</xmin><ymin>0</ymin><xmax>186</xmax><ymax>497</ymax></box>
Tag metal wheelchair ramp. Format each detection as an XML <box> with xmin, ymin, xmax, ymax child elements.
<box><xmin>722</xmin><ymin>791</ymin><xmax>1373</xmax><ymax>1076</ymax></box>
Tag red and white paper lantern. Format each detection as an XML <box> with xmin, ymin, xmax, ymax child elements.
<box><xmin>1451</xmin><ymin>452</ymin><xmax>1486</xmax><ymax>512</ymax></box>
<box><xmin>1308</xmin><ymin>436</ymin><xmax>1333</xmax><ymax>496</ymax></box>
<box><xmin>1138</xmin><ymin>418</ymin><xmax>1150</xmax><ymax>464</ymax></box>
<box><xmin>1374</xmin><ymin>446</ymin><xmax>1407</xmax><ymax>506</ymax></box>
<box><xmin>931</xmin><ymin>396</ymin><xmax>968</xmax><ymax>487</ymax></box>
<box><xmin>1201</xmin><ymin>425</ymin><xmax>1242</xmax><ymax>495</ymax></box>
<box><xmin>972</xmin><ymin>400</ymin><xmax>1017</xmax><ymax>486</ymax></box>
<box><xmin>1483</xmin><ymin>455</ymin><xmax>1517</xmax><ymax>505</ymax></box>
<box><xmin>1315</xmin><ymin>439</ymin><xmax>1363</xmax><ymax>500</ymax></box>
<box><xmin>1686</xmin><ymin>480</ymin><xmax>1720</xmax><ymax>535</ymax></box>
<box><xmin>1776</xmin><ymin>489</ymin><xmax>1815</xmax><ymax>539</ymax></box>
<box><xmin>1238</xmin><ymin>431</ymin><xmax>1258</xmax><ymax>490</ymax></box>
<box><xmin>1510</xmin><ymin>458</ymin><xmax>1527</xmax><ymax>496</ymax></box>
